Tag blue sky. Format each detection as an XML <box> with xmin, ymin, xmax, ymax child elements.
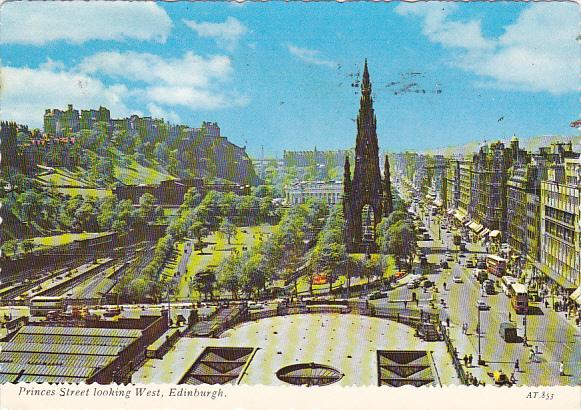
<box><xmin>1</xmin><ymin>1</ymin><xmax>578</xmax><ymax>157</ymax></box>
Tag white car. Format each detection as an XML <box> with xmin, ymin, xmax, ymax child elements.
<box><xmin>247</xmin><ymin>302</ymin><xmax>266</xmax><ymax>310</ymax></box>
<box><xmin>476</xmin><ymin>300</ymin><xmax>490</xmax><ymax>310</ymax></box>
<box><xmin>452</xmin><ymin>275</ymin><xmax>462</xmax><ymax>283</ymax></box>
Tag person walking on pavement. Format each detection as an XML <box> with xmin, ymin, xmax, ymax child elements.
<box><xmin>514</xmin><ymin>359</ymin><xmax>520</xmax><ymax>372</ymax></box>
<box><xmin>446</xmin><ymin>317</ymin><xmax>450</xmax><ymax>328</ymax></box>
<box><xmin>468</xmin><ymin>354</ymin><xmax>473</xmax><ymax>367</ymax></box>
<box><xmin>463</xmin><ymin>355</ymin><xmax>468</xmax><ymax>367</ymax></box>
<box><xmin>508</xmin><ymin>312</ymin><xmax>512</xmax><ymax>322</ymax></box>
<box><xmin>559</xmin><ymin>361</ymin><xmax>565</xmax><ymax>376</ymax></box>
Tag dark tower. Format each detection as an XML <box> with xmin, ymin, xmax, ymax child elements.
<box><xmin>343</xmin><ymin>60</ymin><xmax>393</xmax><ymax>252</ymax></box>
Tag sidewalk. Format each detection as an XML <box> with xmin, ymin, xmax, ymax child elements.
<box><xmin>445</xmin><ymin>320</ymin><xmax>492</xmax><ymax>385</ymax></box>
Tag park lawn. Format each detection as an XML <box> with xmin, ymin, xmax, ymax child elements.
<box><xmin>111</xmin><ymin>148</ymin><xmax>174</xmax><ymax>185</ymax></box>
<box><xmin>177</xmin><ymin>225</ymin><xmax>273</xmax><ymax>299</ymax></box>
<box><xmin>160</xmin><ymin>241</ymin><xmax>186</xmax><ymax>282</ymax></box>
<box><xmin>37</xmin><ymin>171</ymin><xmax>89</xmax><ymax>187</ymax></box>
<box><xmin>56</xmin><ymin>187</ymin><xmax>113</xmax><ymax>198</ymax></box>
<box><xmin>31</xmin><ymin>232</ymin><xmax>111</xmax><ymax>251</ymax></box>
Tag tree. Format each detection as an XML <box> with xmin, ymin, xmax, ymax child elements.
<box><xmin>380</xmin><ymin>221</ymin><xmax>416</xmax><ymax>270</ymax></box>
<box><xmin>22</xmin><ymin>239</ymin><xmax>34</xmax><ymax>254</ymax></box>
<box><xmin>219</xmin><ymin>218</ymin><xmax>236</xmax><ymax>245</ymax></box>
<box><xmin>138</xmin><ymin>193</ymin><xmax>157</xmax><ymax>223</ymax></box>
<box><xmin>1</xmin><ymin>240</ymin><xmax>18</xmax><ymax>258</ymax></box>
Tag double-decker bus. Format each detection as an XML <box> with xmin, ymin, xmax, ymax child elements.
<box><xmin>508</xmin><ymin>283</ymin><xmax>529</xmax><ymax>314</ymax></box>
<box><xmin>486</xmin><ymin>254</ymin><xmax>508</xmax><ymax>277</ymax></box>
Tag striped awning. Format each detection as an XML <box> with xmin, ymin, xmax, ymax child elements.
<box><xmin>469</xmin><ymin>222</ymin><xmax>484</xmax><ymax>233</ymax></box>
<box><xmin>570</xmin><ymin>286</ymin><xmax>581</xmax><ymax>305</ymax></box>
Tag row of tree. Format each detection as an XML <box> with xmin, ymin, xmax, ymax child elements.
<box><xmin>215</xmin><ymin>198</ymin><xmax>329</xmax><ymax>300</ymax></box>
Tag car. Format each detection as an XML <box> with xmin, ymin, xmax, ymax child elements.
<box><xmin>452</xmin><ymin>275</ymin><xmax>462</xmax><ymax>283</ymax></box>
<box><xmin>369</xmin><ymin>290</ymin><xmax>388</xmax><ymax>300</ymax></box>
<box><xmin>484</xmin><ymin>280</ymin><xmax>495</xmax><ymax>295</ymax></box>
<box><xmin>407</xmin><ymin>281</ymin><xmax>419</xmax><ymax>289</ymax></box>
<box><xmin>477</xmin><ymin>261</ymin><xmax>487</xmax><ymax>269</ymax></box>
<box><xmin>440</xmin><ymin>260</ymin><xmax>449</xmax><ymax>269</ymax></box>
<box><xmin>247</xmin><ymin>302</ymin><xmax>266</xmax><ymax>310</ymax></box>
<box><xmin>476</xmin><ymin>300</ymin><xmax>490</xmax><ymax>310</ymax></box>
<box><xmin>447</xmin><ymin>255</ymin><xmax>454</xmax><ymax>261</ymax></box>
<box><xmin>466</xmin><ymin>260</ymin><xmax>475</xmax><ymax>268</ymax></box>
<box><xmin>459</xmin><ymin>253</ymin><xmax>466</xmax><ymax>258</ymax></box>
<box><xmin>422</xmin><ymin>280</ymin><xmax>434</xmax><ymax>289</ymax></box>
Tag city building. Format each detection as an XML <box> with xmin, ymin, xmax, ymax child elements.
<box><xmin>507</xmin><ymin>142</ymin><xmax>577</xmax><ymax>266</ymax></box>
<box><xmin>343</xmin><ymin>60</ymin><xmax>393</xmax><ymax>253</ymax></box>
<box><xmin>445</xmin><ymin>158</ymin><xmax>460</xmax><ymax>211</ymax></box>
<box><xmin>284</xmin><ymin>180</ymin><xmax>343</xmax><ymax>205</ymax></box>
<box><xmin>468</xmin><ymin>138</ymin><xmax>528</xmax><ymax>239</ymax></box>
<box><xmin>538</xmin><ymin>156</ymin><xmax>581</xmax><ymax>291</ymax></box>
<box><xmin>0</xmin><ymin>312</ymin><xmax>168</xmax><ymax>383</ymax></box>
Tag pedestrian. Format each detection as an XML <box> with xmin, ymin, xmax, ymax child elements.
<box><xmin>468</xmin><ymin>354</ymin><xmax>473</xmax><ymax>367</ymax></box>
<box><xmin>514</xmin><ymin>359</ymin><xmax>520</xmax><ymax>372</ymax></box>
<box><xmin>404</xmin><ymin>301</ymin><xmax>408</xmax><ymax>310</ymax></box>
<box><xmin>529</xmin><ymin>348</ymin><xmax>535</xmax><ymax>363</ymax></box>
<box><xmin>510</xmin><ymin>372</ymin><xmax>516</xmax><ymax>384</ymax></box>
<box><xmin>463</xmin><ymin>355</ymin><xmax>468</xmax><ymax>367</ymax></box>
<box><xmin>446</xmin><ymin>317</ymin><xmax>450</xmax><ymax>328</ymax></box>
<box><xmin>559</xmin><ymin>361</ymin><xmax>565</xmax><ymax>376</ymax></box>
<box><xmin>508</xmin><ymin>312</ymin><xmax>512</xmax><ymax>322</ymax></box>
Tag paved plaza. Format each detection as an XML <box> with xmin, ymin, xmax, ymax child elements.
<box><xmin>133</xmin><ymin>314</ymin><xmax>459</xmax><ymax>386</ymax></box>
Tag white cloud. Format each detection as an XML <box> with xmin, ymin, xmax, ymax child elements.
<box><xmin>79</xmin><ymin>51</ymin><xmax>233</xmax><ymax>87</ymax></box>
<box><xmin>0</xmin><ymin>65</ymin><xmax>132</xmax><ymax>126</ymax></box>
<box><xmin>1</xmin><ymin>2</ymin><xmax>172</xmax><ymax>45</ymax></box>
<box><xmin>78</xmin><ymin>50</ymin><xmax>249</xmax><ymax>109</ymax></box>
<box><xmin>1</xmin><ymin>51</ymin><xmax>250</xmax><ymax>126</ymax></box>
<box><xmin>395</xmin><ymin>2</ymin><xmax>578</xmax><ymax>94</ymax></box>
<box><xmin>183</xmin><ymin>17</ymin><xmax>248</xmax><ymax>51</ymax></box>
<box><xmin>287</xmin><ymin>45</ymin><xmax>336</xmax><ymax>68</ymax></box>
<box><xmin>147</xmin><ymin>103</ymin><xmax>181</xmax><ymax>124</ymax></box>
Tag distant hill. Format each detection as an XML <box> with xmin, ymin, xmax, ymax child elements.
<box><xmin>420</xmin><ymin>135</ymin><xmax>580</xmax><ymax>157</ymax></box>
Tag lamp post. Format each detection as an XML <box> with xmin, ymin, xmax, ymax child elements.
<box><xmin>477</xmin><ymin>307</ymin><xmax>486</xmax><ymax>365</ymax></box>
<box><xmin>523</xmin><ymin>315</ymin><xmax>528</xmax><ymax>346</ymax></box>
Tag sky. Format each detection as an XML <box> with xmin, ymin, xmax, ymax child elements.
<box><xmin>1</xmin><ymin>1</ymin><xmax>579</xmax><ymax>157</ymax></box>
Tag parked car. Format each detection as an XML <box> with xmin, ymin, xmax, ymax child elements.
<box><xmin>407</xmin><ymin>281</ymin><xmax>419</xmax><ymax>289</ymax></box>
<box><xmin>369</xmin><ymin>290</ymin><xmax>388</xmax><ymax>300</ymax></box>
<box><xmin>476</xmin><ymin>299</ymin><xmax>490</xmax><ymax>310</ymax></box>
<box><xmin>466</xmin><ymin>259</ymin><xmax>475</xmax><ymax>268</ymax></box>
<box><xmin>477</xmin><ymin>260</ymin><xmax>487</xmax><ymax>269</ymax></box>
<box><xmin>452</xmin><ymin>275</ymin><xmax>462</xmax><ymax>283</ymax></box>
<box><xmin>247</xmin><ymin>302</ymin><xmax>266</xmax><ymax>310</ymax></box>
<box><xmin>440</xmin><ymin>260</ymin><xmax>449</xmax><ymax>269</ymax></box>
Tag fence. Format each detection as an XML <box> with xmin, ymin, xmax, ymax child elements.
<box><xmin>439</xmin><ymin>320</ymin><xmax>468</xmax><ymax>385</ymax></box>
<box><xmin>203</xmin><ymin>300</ymin><xmax>442</xmax><ymax>343</ymax></box>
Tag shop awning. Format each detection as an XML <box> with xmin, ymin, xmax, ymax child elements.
<box><xmin>570</xmin><ymin>286</ymin><xmax>581</xmax><ymax>305</ymax></box>
<box><xmin>489</xmin><ymin>230</ymin><xmax>501</xmax><ymax>239</ymax></box>
<box><xmin>479</xmin><ymin>228</ymin><xmax>490</xmax><ymax>237</ymax></box>
<box><xmin>534</xmin><ymin>262</ymin><xmax>577</xmax><ymax>290</ymax></box>
<box><xmin>469</xmin><ymin>222</ymin><xmax>484</xmax><ymax>233</ymax></box>
<box><xmin>454</xmin><ymin>210</ymin><xmax>468</xmax><ymax>223</ymax></box>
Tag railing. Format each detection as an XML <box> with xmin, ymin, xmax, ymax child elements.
<box><xmin>439</xmin><ymin>320</ymin><xmax>468</xmax><ymax>385</ymax></box>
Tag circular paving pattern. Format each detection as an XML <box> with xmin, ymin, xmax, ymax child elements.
<box><xmin>276</xmin><ymin>362</ymin><xmax>344</xmax><ymax>386</ymax></box>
